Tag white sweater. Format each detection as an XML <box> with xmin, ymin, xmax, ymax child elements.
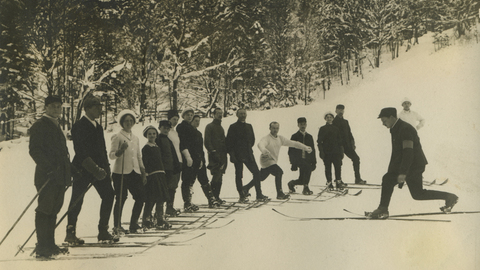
<box><xmin>168</xmin><ymin>129</ymin><xmax>183</xmax><ymax>163</ymax></box>
<box><xmin>257</xmin><ymin>134</ymin><xmax>309</xmax><ymax>169</ymax></box>
<box><xmin>399</xmin><ymin>110</ymin><xmax>425</xmax><ymax>130</ymax></box>
<box><xmin>109</xmin><ymin>130</ymin><xmax>144</xmax><ymax>174</ymax></box>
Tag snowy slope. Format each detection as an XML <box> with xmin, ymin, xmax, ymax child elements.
<box><xmin>0</xmin><ymin>28</ymin><xmax>479</xmax><ymax>270</ymax></box>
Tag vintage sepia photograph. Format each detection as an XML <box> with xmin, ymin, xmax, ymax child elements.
<box><xmin>1</xmin><ymin>0</ymin><xmax>479</xmax><ymax>269</ymax></box>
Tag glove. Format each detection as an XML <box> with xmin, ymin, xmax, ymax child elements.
<box><xmin>116</xmin><ymin>141</ymin><xmax>129</xmax><ymax>157</ymax></box>
<box><xmin>82</xmin><ymin>157</ymin><xmax>107</xmax><ymax>180</ymax></box>
<box><xmin>305</xmin><ymin>146</ymin><xmax>312</xmax><ymax>154</ymax></box>
<box><xmin>291</xmin><ymin>164</ymin><xmax>298</xmax><ymax>171</ymax></box>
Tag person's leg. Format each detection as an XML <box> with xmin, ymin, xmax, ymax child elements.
<box><xmin>406</xmin><ymin>170</ymin><xmax>458</xmax><ymax>208</ymax></box>
<box><xmin>128</xmin><ymin>172</ymin><xmax>145</xmax><ymax>232</ymax></box>
<box><xmin>112</xmin><ymin>173</ymin><xmax>129</xmax><ymax>229</ymax></box>
<box><xmin>344</xmin><ymin>147</ymin><xmax>361</xmax><ymax>180</ymax></box>
<box><xmin>234</xmin><ymin>161</ymin><xmax>245</xmax><ymax>196</ymax></box>
<box><xmin>65</xmin><ymin>174</ymin><xmax>89</xmax><ymax>244</ymax></box>
<box><xmin>378</xmin><ymin>173</ymin><xmax>398</xmax><ymax>209</ymax></box>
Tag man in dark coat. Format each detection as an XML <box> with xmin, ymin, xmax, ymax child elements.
<box><xmin>156</xmin><ymin>120</ymin><xmax>181</xmax><ymax>216</ymax></box>
<box><xmin>332</xmin><ymin>104</ymin><xmax>366</xmax><ymax>184</ymax></box>
<box><xmin>226</xmin><ymin>109</ymin><xmax>268</xmax><ymax>202</ymax></box>
<box><xmin>177</xmin><ymin>111</ymin><xmax>218</xmax><ymax>210</ymax></box>
<box><xmin>29</xmin><ymin>95</ymin><xmax>71</xmax><ymax>258</ymax></box>
<box><xmin>204</xmin><ymin>108</ymin><xmax>228</xmax><ymax>204</ymax></box>
<box><xmin>317</xmin><ymin>112</ymin><xmax>345</xmax><ymax>190</ymax></box>
<box><xmin>368</xmin><ymin>108</ymin><xmax>458</xmax><ymax>219</ymax></box>
<box><xmin>65</xmin><ymin>96</ymin><xmax>117</xmax><ymax>244</ymax></box>
<box><xmin>287</xmin><ymin>117</ymin><xmax>317</xmax><ymax>195</ymax></box>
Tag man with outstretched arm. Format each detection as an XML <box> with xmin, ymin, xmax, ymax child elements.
<box><xmin>65</xmin><ymin>95</ymin><xmax>117</xmax><ymax>245</ymax></box>
<box><xmin>367</xmin><ymin>108</ymin><xmax>458</xmax><ymax>219</ymax></box>
<box><xmin>226</xmin><ymin>109</ymin><xmax>269</xmax><ymax>203</ymax></box>
<box><xmin>257</xmin><ymin>122</ymin><xmax>312</xmax><ymax>200</ymax></box>
<box><xmin>29</xmin><ymin>95</ymin><xmax>71</xmax><ymax>258</ymax></box>
<box><xmin>287</xmin><ymin>117</ymin><xmax>317</xmax><ymax>195</ymax></box>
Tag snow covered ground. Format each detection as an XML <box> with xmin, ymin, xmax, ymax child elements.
<box><xmin>1</xmin><ymin>27</ymin><xmax>479</xmax><ymax>270</ymax></box>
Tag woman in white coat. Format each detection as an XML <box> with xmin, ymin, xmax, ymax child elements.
<box><xmin>110</xmin><ymin>110</ymin><xmax>146</xmax><ymax>234</ymax></box>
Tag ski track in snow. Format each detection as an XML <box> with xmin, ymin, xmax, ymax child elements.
<box><xmin>1</xmin><ymin>28</ymin><xmax>480</xmax><ymax>270</ymax></box>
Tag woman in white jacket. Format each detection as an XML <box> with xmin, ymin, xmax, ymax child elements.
<box><xmin>110</xmin><ymin>110</ymin><xmax>146</xmax><ymax>235</ymax></box>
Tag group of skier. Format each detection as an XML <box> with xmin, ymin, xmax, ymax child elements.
<box><xmin>28</xmin><ymin>95</ymin><xmax>458</xmax><ymax>259</ymax></box>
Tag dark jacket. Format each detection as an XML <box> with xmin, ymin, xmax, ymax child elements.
<box><xmin>190</xmin><ymin>128</ymin><xmax>206</xmax><ymax>163</ymax></box>
<box><xmin>226</xmin><ymin>121</ymin><xmax>256</xmax><ymax>162</ymax></box>
<box><xmin>29</xmin><ymin>116</ymin><xmax>71</xmax><ymax>187</ymax></box>
<box><xmin>156</xmin><ymin>134</ymin><xmax>181</xmax><ymax>174</ymax></box>
<box><xmin>205</xmin><ymin>119</ymin><xmax>227</xmax><ymax>172</ymax></box>
<box><xmin>176</xmin><ymin>120</ymin><xmax>196</xmax><ymax>153</ymax></box>
<box><xmin>388</xmin><ymin>119</ymin><xmax>428</xmax><ymax>174</ymax></box>
<box><xmin>142</xmin><ymin>144</ymin><xmax>164</xmax><ymax>174</ymax></box>
<box><xmin>71</xmin><ymin>116</ymin><xmax>110</xmax><ymax>174</ymax></box>
<box><xmin>332</xmin><ymin>115</ymin><xmax>355</xmax><ymax>149</ymax></box>
<box><xmin>317</xmin><ymin>124</ymin><xmax>342</xmax><ymax>155</ymax></box>
<box><xmin>288</xmin><ymin>131</ymin><xmax>316</xmax><ymax>166</ymax></box>
<box><xmin>204</xmin><ymin>119</ymin><xmax>227</xmax><ymax>155</ymax></box>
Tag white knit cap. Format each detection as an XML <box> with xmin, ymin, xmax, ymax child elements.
<box><xmin>401</xmin><ymin>97</ymin><xmax>411</xmax><ymax>105</ymax></box>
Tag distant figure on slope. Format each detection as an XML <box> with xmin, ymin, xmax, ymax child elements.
<box><xmin>142</xmin><ymin>125</ymin><xmax>171</xmax><ymax>230</ymax></box>
<box><xmin>287</xmin><ymin>117</ymin><xmax>317</xmax><ymax>195</ymax></box>
<box><xmin>166</xmin><ymin>110</ymin><xmax>182</xmax><ymax>216</ymax></box>
<box><xmin>332</xmin><ymin>104</ymin><xmax>366</xmax><ymax>185</ymax></box>
<box><xmin>204</xmin><ymin>108</ymin><xmax>228</xmax><ymax>204</ymax></box>
<box><xmin>317</xmin><ymin>112</ymin><xmax>344</xmax><ymax>190</ymax></box>
<box><xmin>66</xmin><ymin>96</ymin><xmax>117</xmax><ymax>246</ymax></box>
<box><xmin>109</xmin><ymin>110</ymin><xmax>147</xmax><ymax>235</ymax></box>
<box><xmin>398</xmin><ymin>98</ymin><xmax>425</xmax><ymax>130</ymax></box>
<box><xmin>226</xmin><ymin>108</ymin><xmax>269</xmax><ymax>203</ymax></box>
<box><xmin>367</xmin><ymin>108</ymin><xmax>458</xmax><ymax>219</ymax></box>
<box><xmin>257</xmin><ymin>122</ymin><xmax>312</xmax><ymax>200</ymax></box>
<box><xmin>177</xmin><ymin>111</ymin><xmax>218</xmax><ymax>211</ymax></box>
<box><xmin>29</xmin><ymin>95</ymin><xmax>71</xmax><ymax>258</ymax></box>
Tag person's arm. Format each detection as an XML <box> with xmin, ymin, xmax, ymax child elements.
<box><xmin>29</xmin><ymin>121</ymin><xmax>56</xmax><ymax>172</ymax></box>
<box><xmin>204</xmin><ymin>124</ymin><xmax>215</xmax><ymax>153</ymax></box>
<box><xmin>397</xmin><ymin>140</ymin><xmax>413</xmax><ymax>185</ymax></box>
<box><xmin>415</xmin><ymin>111</ymin><xmax>425</xmax><ymax>130</ymax></box>
<box><xmin>280</xmin><ymin>136</ymin><xmax>312</xmax><ymax>153</ymax></box>
<box><xmin>257</xmin><ymin>136</ymin><xmax>270</xmax><ymax>155</ymax></box>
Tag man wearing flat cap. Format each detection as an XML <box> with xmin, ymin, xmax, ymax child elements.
<box><xmin>29</xmin><ymin>95</ymin><xmax>71</xmax><ymax>258</ymax></box>
<box><xmin>367</xmin><ymin>107</ymin><xmax>458</xmax><ymax>219</ymax></box>
<box><xmin>287</xmin><ymin>117</ymin><xmax>317</xmax><ymax>195</ymax></box>
<box><xmin>332</xmin><ymin>104</ymin><xmax>366</xmax><ymax>185</ymax></box>
<box><xmin>66</xmin><ymin>95</ymin><xmax>117</xmax><ymax>244</ymax></box>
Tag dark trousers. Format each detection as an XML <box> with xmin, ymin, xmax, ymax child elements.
<box><xmin>379</xmin><ymin>168</ymin><xmax>453</xmax><ymax>208</ymax></box>
<box><xmin>323</xmin><ymin>154</ymin><xmax>342</xmax><ymax>182</ymax></box>
<box><xmin>234</xmin><ymin>159</ymin><xmax>263</xmax><ymax>197</ymax></box>
<box><xmin>344</xmin><ymin>146</ymin><xmax>361</xmax><ymax>180</ymax></box>
<box><xmin>35</xmin><ymin>183</ymin><xmax>65</xmax><ymax>251</ymax></box>
<box><xmin>112</xmin><ymin>172</ymin><xmax>145</xmax><ymax>229</ymax></box>
<box><xmin>181</xmin><ymin>161</ymin><xmax>210</xmax><ymax>203</ymax></box>
<box><xmin>290</xmin><ymin>162</ymin><xmax>313</xmax><ymax>186</ymax></box>
<box><xmin>166</xmin><ymin>170</ymin><xmax>180</xmax><ymax>206</ymax></box>
<box><xmin>67</xmin><ymin>173</ymin><xmax>115</xmax><ymax>229</ymax></box>
<box><xmin>259</xmin><ymin>164</ymin><xmax>284</xmax><ymax>194</ymax></box>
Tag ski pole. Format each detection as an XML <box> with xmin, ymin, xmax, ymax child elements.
<box><xmin>16</xmin><ymin>182</ymin><xmax>94</xmax><ymax>257</ymax></box>
<box><xmin>25</xmin><ymin>183</ymin><xmax>94</xmax><ymax>257</ymax></box>
<box><xmin>0</xmin><ymin>178</ymin><xmax>52</xmax><ymax>246</ymax></box>
<box><xmin>116</xmin><ymin>148</ymin><xmax>125</xmax><ymax>230</ymax></box>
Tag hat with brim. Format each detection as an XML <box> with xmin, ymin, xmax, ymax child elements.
<box><xmin>158</xmin><ymin>120</ymin><xmax>172</xmax><ymax>129</ymax></box>
<box><xmin>181</xmin><ymin>109</ymin><xmax>194</xmax><ymax>118</ymax></box>
<box><xmin>143</xmin><ymin>125</ymin><xmax>158</xmax><ymax>138</ymax></box>
<box><xmin>117</xmin><ymin>109</ymin><xmax>137</xmax><ymax>127</ymax></box>
<box><xmin>378</xmin><ymin>107</ymin><xmax>397</xmax><ymax>118</ymax></box>
<box><xmin>45</xmin><ymin>95</ymin><xmax>62</xmax><ymax>106</ymax></box>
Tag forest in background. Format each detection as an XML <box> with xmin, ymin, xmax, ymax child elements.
<box><xmin>0</xmin><ymin>0</ymin><xmax>478</xmax><ymax>137</ymax></box>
